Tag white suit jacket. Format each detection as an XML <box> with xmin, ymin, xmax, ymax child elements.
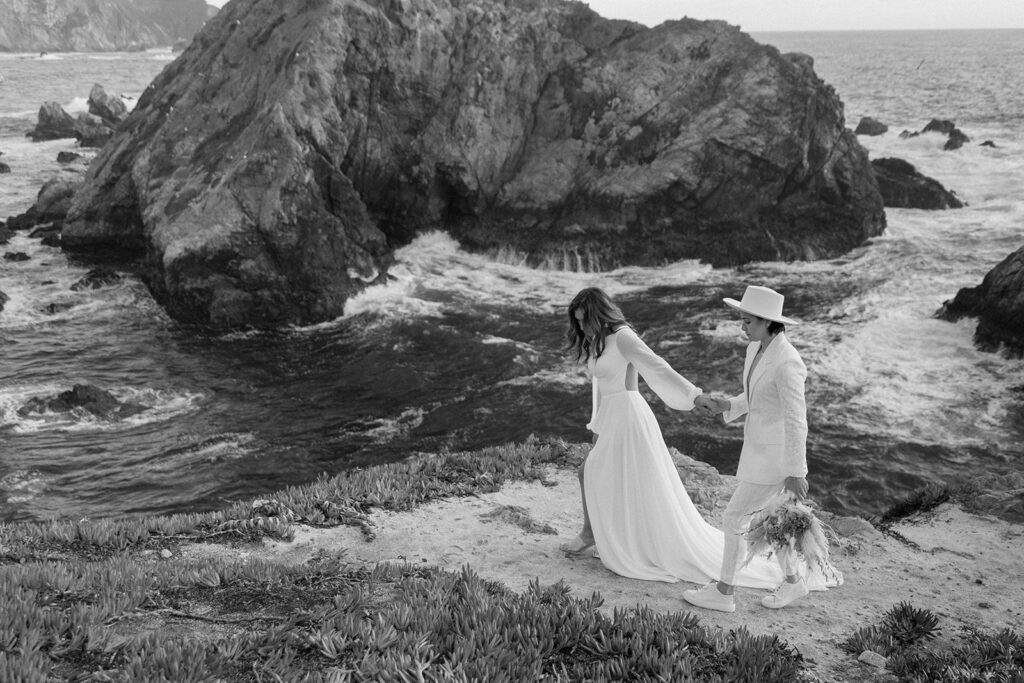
<box><xmin>723</xmin><ymin>333</ymin><xmax>808</xmax><ymax>484</ymax></box>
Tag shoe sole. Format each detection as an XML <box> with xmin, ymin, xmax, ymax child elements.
<box><xmin>682</xmin><ymin>596</ymin><xmax>736</xmax><ymax>613</ymax></box>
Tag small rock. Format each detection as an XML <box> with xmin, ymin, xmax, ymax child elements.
<box><xmin>160</xmin><ymin>549</ymin><xmax>172</xmax><ymax>559</ymax></box>
<box><xmin>858</xmin><ymin>651</ymin><xmax>888</xmax><ymax>668</ymax></box>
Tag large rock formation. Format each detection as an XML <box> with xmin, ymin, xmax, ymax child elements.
<box><xmin>0</xmin><ymin>0</ymin><xmax>215</xmax><ymax>52</ymax></box>
<box><xmin>939</xmin><ymin>246</ymin><xmax>1024</xmax><ymax>356</ymax></box>
<box><xmin>62</xmin><ymin>0</ymin><xmax>885</xmax><ymax>328</ymax></box>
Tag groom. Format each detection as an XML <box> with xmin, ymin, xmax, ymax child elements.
<box><xmin>686</xmin><ymin>285</ymin><xmax>810</xmax><ymax>613</ymax></box>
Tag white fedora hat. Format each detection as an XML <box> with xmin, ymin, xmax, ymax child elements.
<box><xmin>723</xmin><ymin>285</ymin><xmax>798</xmax><ymax>325</ymax></box>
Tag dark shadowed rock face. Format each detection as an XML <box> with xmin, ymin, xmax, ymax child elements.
<box><xmin>854</xmin><ymin>117</ymin><xmax>888</xmax><ymax>136</ymax></box>
<box><xmin>63</xmin><ymin>0</ymin><xmax>885</xmax><ymax>328</ymax></box>
<box><xmin>870</xmin><ymin>158</ymin><xmax>964</xmax><ymax>210</ymax></box>
<box><xmin>939</xmin><ymin>246</ymin><xmax>1024</xmax><ymax>356</ymax></box>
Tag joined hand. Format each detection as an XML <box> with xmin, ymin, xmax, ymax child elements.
<box><xmin>694</xmin><ymin>394</ymin><xmax>728</xmax><ymax>416</ymax></box>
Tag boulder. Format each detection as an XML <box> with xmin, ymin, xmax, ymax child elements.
<box><xmin>16</xmin><ymin>384</ymin><xmax>147</xmax><ymax>420</ymax></box>
<box><xmin>29</xmin><ymin>224</ymin><xmax>62</xmax><ymax>247</ymax></box>
<box><xmin>869</xmin><ymin>157</ymin><xmax>963</xmax><ymax>209</ymax></box>
<box><xmin>0</xmin><ymin>224</ymin><xmax>14</xmax><ymax>244</ymax></box>
<box><xmin>70</xmin><ymin>267</ymin><xmax>123</xmax><ymax>290</ymax></box>
<box><xmin>939</xmin><ymin>245</ymin><xmax>1024</xmax><ymax>356</ymax></box>
<box><xmin>0</xmin><ymin>289</ymin><xmax>7</xmax><ymax>313</ymax></box>
<box><xmin>63</xmin><ymin>0</ymin><xmax>885</xmax><ymax>328</ymax></box>
<box><xmin>29</xmin><ymin>102</ymin><xmax>77</xmax><ymax>141</ymax></box>
<box><xmin>57</xmin><ymin>151</ymin><xmax>84</xmax><ymax>164</ymax></box>
<box><xmin>854</xmin><ymin>116</ymin><xmax>888</xmax><ymax>136</ymax></box>
<box><xmin>0</xmin><ymin>162</ymin><xmax>10</xmax><ymax>173</ymax></box>
<box><xmin>5</xmin><ymin>179</ymin><xmax>81</xmax><ymax>231</ymax></box>
<box><xmin>4</xmin><ymin>252</ymin><xmax>30</xmax><ymax>262</ymax></box>
<box><xmin>87</xmin><ymin>84</ymin><xmax>128</xmax><ymax>126</ymax></box>
<box><xmin>74</xmin><ymin>112</ymin><xmax>114</xmax><ymax>148</ymax></box>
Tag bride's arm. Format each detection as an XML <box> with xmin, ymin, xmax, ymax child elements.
<box><xmin>586</xmin><ymin>374</ymin><xmax>601</xmax><ymax>433</ymax></box>
<box><xmin>617</xmin><ymin>328</ymin><xmax>702</xmax><ymax>411</ymax></box>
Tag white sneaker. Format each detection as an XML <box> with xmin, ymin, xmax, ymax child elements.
<box><xmin>761</xmin><ymin>578</ymin><xmax>809</xmax><ymax>609</ymax></box>
<box><xmin>682</xmin><ymin>582</ymin><xmax>736</xmax><ymax>613</ymax></box>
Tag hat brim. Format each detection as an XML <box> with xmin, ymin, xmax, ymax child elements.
<box><xmin>723</xmin><ymin>298</ymin><xmax>798</xmax><ymax>325</ymax></box>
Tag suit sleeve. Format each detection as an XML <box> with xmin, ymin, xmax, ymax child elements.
<box><xmin>617</xmin><ymin>329</ymin><xmax>702</xmax><ymax>411</ymax></box>
<box><xmin>723</xmin><ymin>392</ymin><xmax>748</xmax><ymax>423</ymax></box>
<box><xmin>586</xmin><ymin>375</ymin><xmax>601</xmax><ymax>433</ymax></box>
<box><xmin>779</xmin><ymin>357</ymin><xmax>809</xmax><ymax>477</ymax></box>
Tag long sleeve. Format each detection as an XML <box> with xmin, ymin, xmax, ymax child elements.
<box><xmin>586</xmin><ymin>374</ymin><xmax>602</xmax><ymax>433</ymax></box>
<box><xmin>724</xmin><ymin>392</ymin><xmax>748</xmax><ymax>423</ymax></box>
<box><xmin>617</xmin><ymin>329</ymin><xmax>702</xmax><ymax>410</ymax></box>
<box><xmin>779</xmin><ymin>358</ymin><xmax>809</xmax><ymax>477</ymax></box>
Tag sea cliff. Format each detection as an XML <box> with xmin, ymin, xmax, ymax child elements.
<box><xmin>61</xmin><ymin>0</ymin><xmax>885</xmax><ymax>328</ymax></box>
<box><xmin>0</xmin><ymin>0</ymin><xmax>214</xmax><ymax>52</ymax></box>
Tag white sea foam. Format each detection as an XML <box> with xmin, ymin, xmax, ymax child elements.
<box><xmin>342</xmin><ymin>231</ymin><xmax>711</xmax><ymax>322</ymax></box>
<box><xmin>0</xmin><ymin>383</ymin><xmax>204</xmax><ymax>434</ymax></box>
<box><xmin>496</xmin><ymin>367</ymin><xmax>590</xmax><ymax>389</ymax></box>
<box><xmin>0</xmin><ymin>470</ymin><xmax>48</xmax><ymax>504</ymax></box>
<box><xmin>355</xmin><ymin>407</ymin><xmax>427</xmax><ymax>443</ymax></box>
<box><xmin>145</xmin><ymin>432</ymin><xmax>257</xmax><ymax>472</ymax></box>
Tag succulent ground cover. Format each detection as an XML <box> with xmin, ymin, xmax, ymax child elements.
<box><xmin>0</xmin><ymin>437</ymin><xmax>1021</xmax><ymax>681</ymax></box>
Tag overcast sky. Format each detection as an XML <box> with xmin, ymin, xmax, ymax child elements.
<box><xmin>582</xmin><ymin>0</ymin><xmax>1024</xmax><ymax>32</ymax></box>
<box><xmin>206</xmin><ymin>1</ymin><xmax>1024</xmax><ymax>32</ymax></box>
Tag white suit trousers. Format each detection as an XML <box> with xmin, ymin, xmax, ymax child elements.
<box><xmin>720</xmin><ymin>480</ymin><xmax>788</xmax><ymax>586</ymax></box>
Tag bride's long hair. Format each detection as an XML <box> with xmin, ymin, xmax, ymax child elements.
<box><xmin>566</xmin><ymin>287</ymin><xmax>631</xmax><ymax>362</ymax></box>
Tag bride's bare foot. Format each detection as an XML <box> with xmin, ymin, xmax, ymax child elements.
<box><xmin>560</xmin><ymin>535</ymin><xmax>596</xmax><ymax>556</ymax></box>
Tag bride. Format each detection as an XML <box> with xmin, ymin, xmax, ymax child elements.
<box><xmin>561</xmin><ymin>287</ymin><xmax>782</xmax><ymax>589</ymax></box>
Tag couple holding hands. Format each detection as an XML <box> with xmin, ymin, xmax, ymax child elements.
<box><xmin>562</xmin><ymin>285</ymin><xmax>842</xmax><ymax>613</ymax></box>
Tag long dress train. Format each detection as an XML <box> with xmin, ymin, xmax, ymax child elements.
<box><xmin>584</xmin><ymin>327</ymin><xmax>782</xmax><ymax>589</ymax></box>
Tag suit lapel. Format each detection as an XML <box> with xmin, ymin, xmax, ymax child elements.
<box><xmin>747</xmin><ymin>334</ymin><xmax>787</xmax><ymax>402</ymax></box>
<box><xmin>742</xmin><ymin>342</ymin><xmax>758</xmax><ymax>399</ymax></box>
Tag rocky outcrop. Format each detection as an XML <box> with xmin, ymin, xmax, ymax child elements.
<box><xmin>63</xmin><ymin>0</ymin><xmax>885</xmax><ymax>328</ymax></box>
<box><xmin>29</xmin><ymin>102</ymin><xmax>77</xmax><ymax>141</ymax></box>
<box><xmin>29</xmin><ymin>86</ymin><xmax>128</xmax><ymax>147</ymax></box>
<box><xmin>870</xmin><ymin>158</ymin><xmax>964</xmax><ymax>209</ymax></box>
<box><xmin>17</xmin><ymin>384</ymin><xmax>147</xmax><ymax>419</ymax></box>
<box><xmin>854</xmin><ymin>117</ymin><xmax>888</xmax><ymax>136</ymax></box>
<box><xmin>900</xmin><ymin>119</ymin><xmax>972</xmax><ymax>151</ymax></box>
<box><xmin>939</xmin><ymin>246</ymin><xmax>1024</xmax><ymax>356</ymax></box>
<box><xmin>6</xmin><ymin>178</ymin><xmax>81</xmax><ymax>232</ymax></box>
<box><xmin>0</xmin><ymin>0</ymin><xmax>215</xmax><ymax>52</ymax></box>
<box><xmin>70</xmin><ymin>267</ymin><xmax>123</xmax><ymax>290</ymax></box>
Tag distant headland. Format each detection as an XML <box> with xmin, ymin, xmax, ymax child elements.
<box><xmin>0</xmin><ymin>0</ymin><xmax>217</xmax><ymax>52</ymax></box>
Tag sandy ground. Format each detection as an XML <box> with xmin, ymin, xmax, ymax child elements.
<box><xmin>185</xmin><ymin>467</ymin><xmax>1024</xmax><ymax>682</ymax></box>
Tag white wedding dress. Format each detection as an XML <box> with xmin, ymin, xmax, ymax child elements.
<box><xmin>584</xmin><ymin>327</ymin><xmax>783</xmax><ymax>588</ymax></box>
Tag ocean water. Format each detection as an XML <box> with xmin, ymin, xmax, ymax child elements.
<box><xmin>1</xmin><ymin>31</ymin><xmax>1022</xmax><ymax>523</ymax></box>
